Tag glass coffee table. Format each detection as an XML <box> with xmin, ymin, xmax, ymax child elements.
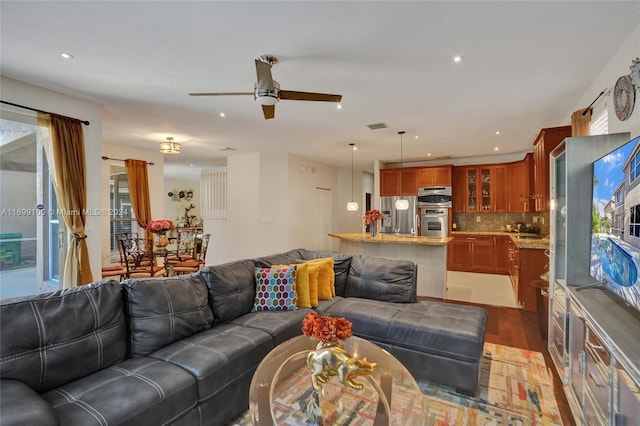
<box><xmin>249</xmin><ymin>335</ymin><xmax>426</xmax><ymax>425</ymax></box>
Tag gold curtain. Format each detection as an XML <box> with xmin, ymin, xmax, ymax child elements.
<box><xmin>571</xmin><ymin>108</ymin><xmax>591</xmax><ymax>137</ymax></box>
<box><xmin>41</xmin><ymin>114</ymin><xmax>94</xmax><ymax>287</ymax></box>
<box><xmin>125</xmin><ymin>159</ymin><xmax>152</xmax><ymax>239</ymax></box>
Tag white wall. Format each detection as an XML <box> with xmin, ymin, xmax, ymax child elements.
<box><xmin>164</xmin><ymin>176</ymin><xmax>200</xmax><ymax>226</ymax></box>
<box><xmin>1</xmin><ymin>76</ymin><xmax>103</xmax><ymax>279</ymax></box>
<box><xmin>100</xmin><ymin>143</ymin><xmax>164</xmax><ymax>265</ymax></box>
<box><xmin>571</xmin><ymin>23</ymin><xmax>640</xmax><ymax>139</ymax></box>
<box><xmin>204</xmin><ymin>152</ymin><xmax>340</xmax><ymax>264</ymax></box>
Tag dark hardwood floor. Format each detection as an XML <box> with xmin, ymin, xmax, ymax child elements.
<box><xmin>419</xmin><ymin>297</ymin><xmax>576</xmax><ymax>426</ymax></box>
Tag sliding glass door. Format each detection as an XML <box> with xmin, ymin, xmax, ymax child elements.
<box><xmin>0</xmin><ymin>108</ymin><xmax>63</xmax><ymax>298</ymax></box>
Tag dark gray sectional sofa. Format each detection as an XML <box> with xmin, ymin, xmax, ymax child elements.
<box><xmin>0</xmin><ymin>249</ymin><xmax>487</xmax><ymax>426</ymax></box>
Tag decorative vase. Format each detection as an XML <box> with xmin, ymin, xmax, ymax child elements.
<box><xmin>154</xmin><ymin>232</ymin><xmax>169</xmax><ymax>248</ymax></box>
<box><xmin>370</xmin><ymin>221</ymin><xmax>377</xmax><ymax>238</ymax></box>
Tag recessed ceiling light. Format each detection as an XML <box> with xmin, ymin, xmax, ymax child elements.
<box><xmin>414</xmin><ymin>135</ymin><xmax>419</xmax><ymax>139</ymax></box>
<box><xmin>190</xmin><ymin>164</ymin><xmax>194</xmax><ymax>167</ymax></box>
<box><xmin>60</xmin><ymin>52</ymin><xmax>73</xmax><ymax>59</ymax></box>
<box><xmin>337</xmin><ymin>104</ymin><xmax>342</xmax><ymax>109</ymax></box>
<box><xmin>427</xmin><ymin>153</ymin><xmax>431</xmax><ymax>157</ymax></box>
<box><xmin>495</xmin><ymin>131</ymin><xmax>501</xmax><ymax>135</ymax></box>
<box><xmin>494</xmin><ymin>147</ymin><xmax>499</xmax><ymax>151</ymax></box>
<box><xmin>453</xmin><ymin>55</ymin><xmax>463</xmax><ymax>63</ymax></box>
<box><xmin>220</xmin><ymin>112</ymin><xmax>225</xmax><ymax>117</ymax></box>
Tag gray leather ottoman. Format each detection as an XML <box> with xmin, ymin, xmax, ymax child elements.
<box><xmin>319</xmin><ymin>297</ymin><xmax>488</xmax><ymax>395</ymax></box>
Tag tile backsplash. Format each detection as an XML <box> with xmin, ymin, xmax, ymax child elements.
<box><xmin>453</xmin><ymin>212</ymin><xmax>550</xmax><ymax>236</ymax></box>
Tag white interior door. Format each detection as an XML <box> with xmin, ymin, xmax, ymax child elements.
<box><xmin>312</xmin><ymin>188</ymin><xmax>332</xmax><ymax>251</ymax></box>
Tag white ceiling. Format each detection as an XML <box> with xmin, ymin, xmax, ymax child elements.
<box><xmin>1</xmin><ymin>1</ymin><xmax>638</xmax><ymax>177</ymax></box>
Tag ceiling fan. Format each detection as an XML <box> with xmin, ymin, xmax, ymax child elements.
<box><xmin>189</xmin><ymin>55</ymin><xmax>342</xmax><ymax>119</ymax></box>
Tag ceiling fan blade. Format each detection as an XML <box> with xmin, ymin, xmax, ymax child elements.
<box><xmin>262</xmin><ymin>104</ymin><xmax>275</xmax><ymax>119</ymax></box>
<box><xmin>188</xmin><ymin>92</ymin><xmax>253</xmax><ymax>96</ymax></box>
<box><xmin>255</xmin><ymin>59</ymin><xmax>274</xmax><ymax>91</ymax></box>
<box><xmin>279</xmin><ymin>90</ymin><xmax>342</xmax><ymax>102</ymax></box>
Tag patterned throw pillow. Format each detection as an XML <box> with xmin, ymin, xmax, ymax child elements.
<box><xmin>252</xmin><ymin>267</ymin><xmax>297</xmax><ymax>311</ymax></box>
<box><xmin>272</xmin><ymin>263</ymin><xmax>311</xmax><ymax>308</ymax></box>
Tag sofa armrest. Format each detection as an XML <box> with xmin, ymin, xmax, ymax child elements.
<box><xmin>0</xmin><ymin>380</ymin><xmax>58</xmax><ymax>426</ymax></box>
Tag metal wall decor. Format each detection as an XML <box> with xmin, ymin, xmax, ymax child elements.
<box><xmin>613</xmin><ymin>74</ymin><xmax>635</xmax><ymax>121</ymax></box>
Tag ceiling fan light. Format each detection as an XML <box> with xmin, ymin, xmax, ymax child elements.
<box><xmin>347</xmin><ymin>201</ymin><xmax>359</xmax><ymax>211</ymax></box>
<box><xmin>395</xmin><ymin>198</ymin><xmax>409</xmax><ymax>210</ymax></box>
<box><xmin>255</xmin><ymin>95</ymin><xmax>279</xmax><ymax>106</ymax></box>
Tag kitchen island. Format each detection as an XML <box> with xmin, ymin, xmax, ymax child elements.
<box><xmin>328</xmin><ymin>233</ymin><xmax>451</xmax><ymax>299</ymax></box>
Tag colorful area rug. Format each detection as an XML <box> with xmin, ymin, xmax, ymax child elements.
<box><xmin>229</xmin><ymin>342</ymin><xmax>562</xmax><ymax>425</ymax></box>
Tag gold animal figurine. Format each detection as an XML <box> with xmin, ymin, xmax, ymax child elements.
<box><xmin>307</xmin><ymin>343</ymin><xmax>377</xmax><ymax>391</ymax></box>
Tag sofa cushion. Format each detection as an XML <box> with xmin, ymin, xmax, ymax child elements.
<box><xmin>0</xmin><ymin>280</ymin><xmax>126</xmax><ymax>393</ymax></box>
<box><xmin>42</xmin><ymin>357</ymin><xmax>197</xmax><ymax>426</ymax></box>
<box><xmin>230</xmin><ymin>308</ymin><xmax>313</xmax><ymax>346</ymax></box>
<box><xmin>299</xmin><ymin>249</ymin><xmax>353</xmax><ymax>297</ymax></box>
<box><xmin>122</xmin><ymin>274</ymin><xmax>213</xmax><ymax>357</ymax></box>
<box><xmin>345</xmin><ymin>254</ymin><xmax>417</xmax><ymax>303</ymax></box>
<box><xmin>321</xmin><ymin>298</ymin><xmax>487</xmax><ymax>363</ymax></box>
<box><xmin>0</xmin><ymin>380</ymin><xmax>58</xmax><ymax>426</ymax></box>
<box><xmin>199</xmin><ymin>259</ymin><xmax>256</xmax><ymax>324</ymax></box>
<box><xmin>252</xmin><ymin>266</ymin><xmax>297</xmax><ymax>311</ymax></box>
<box><xmin>149</xmin><ymin>324</ymin><xmax>273</xmax><ymax>404</ymax></box>
<box><xmin>254</xmin><ymin>249</ymin><xmax>305</xmax><ymax>268</ymax></box>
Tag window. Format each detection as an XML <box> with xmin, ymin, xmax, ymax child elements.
<box><xmin>590</xmin><ymin>106</ymin><xmax>608</xmax><ymax>136</ymax></box>
<box><xmin>0</xmin><ymin>111</ymin><xmax>62</xmax><ymax>297</ymax></box>
<box><xmin>631</xmin><ymin>152</ymin><xmax>640</xmax><ymax>184</ymax></box>
<box><xmin>109</xmin><ymin>164</ymin><xmax>140</xmax><ymax>260</ymax></box>
<box><xmin>630</xmin><ymin>205</ymin><xmax>640</xmax><ymax>238</ymax></box>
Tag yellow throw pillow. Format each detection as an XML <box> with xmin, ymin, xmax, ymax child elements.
<box><xmin>305</xmin><ymin>258</ymin><xmax>335</xmax><ymax>299</ymax></box>
<box><xmin>306</xmin><ymin>262</ymin><xmax>320</xmax><ymax>307</ymax></box>
<box><xmin>272</xmin><ymin>263</ymin><xmax>311</xmax><ymax>308</ymax></box>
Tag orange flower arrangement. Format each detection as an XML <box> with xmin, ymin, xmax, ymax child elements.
<box><xmin>362</xmin><ymin>209</ymin><xmax>384</xmax><ymax>226</ymax></box>
<box><xmin>302</xmin><ymin>312</ymin><xmax>352</xmax><ymax>345</ymax></box>
<box><xmin>147</xmin><ymin>219</ymin><xmax>175</xmax><ymax>234</ymax></box>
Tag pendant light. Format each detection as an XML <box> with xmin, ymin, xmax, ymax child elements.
<box><xmin>346</xmin><ymin>143</ymin><xmax>359</xmax><ymax>211</ymax></box>
<box><xmin>160</xmin><ymin>136</ymin><xmax>181</xmax><ymax>154</ymax></box>
<box><xmin>395</xmin><ymin>131</ymin><xmax>409</xmax><ymax>210</ymax></box>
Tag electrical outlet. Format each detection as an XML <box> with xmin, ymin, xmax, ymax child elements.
<box><xmin>533</xmin><ymin>216</ymin><xmax>539</xmax><ymax>223</ymax></box>
<box><xmin>476</xmin><ymin>216</ymin><xmax>481</xmax><ymax>222</ymax></box>
<box><xmin>541</xmin><ymin>217</ymin><xmax>545</xmax><ymax>224</ymax></box>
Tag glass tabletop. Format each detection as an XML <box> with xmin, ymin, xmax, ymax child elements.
<box><xmin>249</xmin><ymin>335</ymin><xmax>426</xmax><ymax>425</ymax></box>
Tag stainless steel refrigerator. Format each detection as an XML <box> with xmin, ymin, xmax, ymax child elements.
<box><xmin>380</xmin><ymin>196</ymin><xmax>418</xmax><ymax>235</ymax></box>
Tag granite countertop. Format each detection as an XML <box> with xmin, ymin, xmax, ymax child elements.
<box><xmin>328</xmin><ymin>232</ymin><xmax>451</xmax><ymax>246</ymax></box>
<box><xmin>451</xmin><ymin>231</ymin><xmax>550</xmax><ymax>250</ymax></box>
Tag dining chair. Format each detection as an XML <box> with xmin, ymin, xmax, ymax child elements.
<box><xmin>119</xmin><ymin>237</ymin><xmax>165</xmax><ymax>278</ymax></box>
<box><xmin>165</xmin><ymin>229</ymin><xmax>197</xmax><ymax>266</ymax></box>
<box><xmin>173</xmin><ymin>234</ymin><xmax>210</xmax><ymax>275</ymax></box>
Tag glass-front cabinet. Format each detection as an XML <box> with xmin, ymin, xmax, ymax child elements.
<box><xmin>465</xmin><ymin>167</ymin><xmax>491</xmax><ymax>212</ymax></box>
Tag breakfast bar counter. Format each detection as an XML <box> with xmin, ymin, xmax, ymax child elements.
<box><xmin>328</xmin><ymin>233</ymin><xmax>451</xmax><ymax>299</ymax></box>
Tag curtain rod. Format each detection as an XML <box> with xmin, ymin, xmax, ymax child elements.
<box><xmin>101</xmin><ymin>156</ymin><xmax>155</xmax><ymax>166</ymax></box>
<box><xmin>582</xmin><ymin>89</ymin><xmax>607</xmax><ymax>116</ymax></box>
<box><xmin>0</xmin><ymin>100</ymin><xmax>90</xmax><ymax>125</ymax></box>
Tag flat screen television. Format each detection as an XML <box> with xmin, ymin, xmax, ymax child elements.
<box><xmin>590</xmin><ymin>135</ymin><xmax>640</xmax><ymax>314</ymax></box>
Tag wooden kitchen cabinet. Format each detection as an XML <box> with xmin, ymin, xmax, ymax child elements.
<box><xmin>491</xmin><ymin>165</ymin><xmax>509</xmax><ymax>212</ymax></box>
<box><xmin>465</xmin><ymin>167</ymin><xmax>492</xmax><ymax>212</ymax></box>
<box><xmin>507</xmin><ymin>154</ymin><xmax>533</xmax><ymax>212</ymax></box>
<box><xmin>452</xmin><ymin>167</ymin><xmax>466</xmax><ymax>212</ymax></box>
<box><xmin>447</xmin><ymin>235</ymin><xmax>495</xmax><ymax>273</ymax></box>
<box><xmin>533</xmin><ymin>126</ymin><xmax>571</xmax><ymax>212</ymax></box>
<box><xmin>508</xmin><ymin>239</ymin><xmax>547</xmax><ymax>312</ymax></box>
<box><xmin>495</xmin><ymin>236</ymin><xmax>510</xmax><ymax>274</ymax></box>
<box><xmin>380</xmin><ymin>168</ymin><xmax>417</xmax><ymax>196</ymax></box>
<box><xmin>416</xmin><ymin>165</ymin><xmax>452</xmax><ymax>187</ymax></box>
